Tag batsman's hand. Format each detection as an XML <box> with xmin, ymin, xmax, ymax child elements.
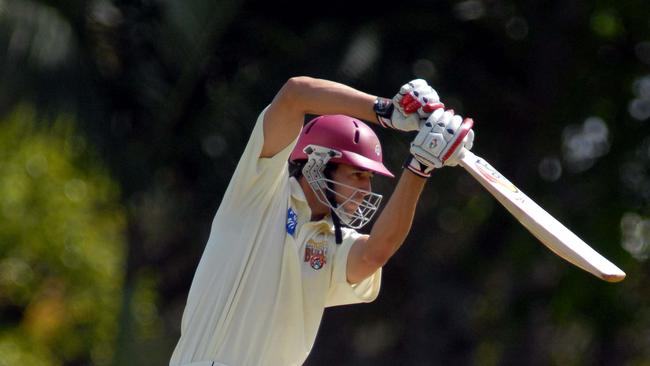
<box><xmin>374</xmin><ymin>79</ymin><xmax>444</xmax><ymax>132</ymax></box>
<box><xmin>405</xmin><ymin>109</ymin><xmax>475</xmax><ymax>178</ymax></box>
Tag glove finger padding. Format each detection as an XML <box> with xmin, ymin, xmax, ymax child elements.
<box><xmin>443</xmin><ymin>114</ymin><xmax>462</xmax><ymax>141</ymax></box>
<box><xmin>377</xmin><ymin>79</ymin><xmax>443</xmax><ymax>132</ymax></box>
<box><xmin>408</xmin><ymin>111</ymin><xmax>475</xmax><ymax>174</ymax></box>
<box><xmin>417</xmin><ymin>90</ymin><xmax>443</xmax><ymax>117</ymax></box>
<box><xmin>443</xmin><ymin>117</ymin><xmax>475</xmax><ymax>166</ymax></box>
<box><xmin>396</xmin><ymin>81</ymin><xmax>440</xmax><ymax>116</ymax></box>
<box><xmin>432</xmin><ymin>109</ymin><xmax>452</xmax><ymax>132</ymax></box>
<box><xmin>399</xmin><ymin>79</ymin><xmax>429</xmax><ymax>95</ymax></box>
<box><xmin>400</xmin><ymin>93</ymin><xmax>424</xmax><ymax>114</ymax></box>
<box><xmin>464</xmin><ymin>129</ymin><xmax>475</xmax><ymax>150</ymax></box>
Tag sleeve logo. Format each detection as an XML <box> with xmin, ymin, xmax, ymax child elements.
<box><xmin>286</xmin><ymin>207</ymin><xmax>298</xmax><ymax>237</ymax></box>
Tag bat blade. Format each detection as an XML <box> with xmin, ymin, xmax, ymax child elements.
<box><xmin>459</xmin><ymin>149</ymin><xmax>625</xmax><ymax>282</ymax></box>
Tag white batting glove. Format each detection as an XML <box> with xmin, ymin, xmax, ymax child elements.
<box><xmin>374</xmin><ymin>79</ymin><xmax>444</xmax><ymax>132</ymax></box>
<box><xmin>405</xmin><ymin>109</ymin><xmax>475</xmax><ymax>178</ymax></box>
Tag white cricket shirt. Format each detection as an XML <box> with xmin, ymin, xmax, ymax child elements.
<box><xmin>170</xmin><ymin>107</ymin><xmax>382</xmax><ymax>366</ymax></box>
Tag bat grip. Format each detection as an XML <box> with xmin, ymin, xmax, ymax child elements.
<box><xmin>459</xmin><ymin>148</ymin><xmax>476</xmax><ymax>167</ymax></box>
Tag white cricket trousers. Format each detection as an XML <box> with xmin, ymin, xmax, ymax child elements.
<box><xmin>180</xmin><ymin>362</ymin><xmax>228</xmax><ymax>366</ymax></box>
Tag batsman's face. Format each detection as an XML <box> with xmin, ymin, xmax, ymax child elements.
<box><xmin>330</xmin><ymin>164</ymin><xmax>373</xmax><ymax>213</ymax></box>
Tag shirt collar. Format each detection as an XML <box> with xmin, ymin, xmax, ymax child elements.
<box><xmin>289</xmin><ymin>176</ymin><xmax>307</xmax><ymax>203</ymax></box>
<box><xmin>289</xmin><ymin>176</ymin><xmax>333</xmax><ymax>232</ymax></box>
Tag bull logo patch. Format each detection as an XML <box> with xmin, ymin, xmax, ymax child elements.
<box><xmin>304</xmin><ymin>238</ymin><xmax>328</xmax><ymax>270</ymax></box>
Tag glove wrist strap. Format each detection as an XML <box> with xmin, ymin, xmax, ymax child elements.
<box><xmin>404</xmin><ymin>155</ymin><xmax>432</xmax><ymax>178</ymax></box>
<box><xmin>373</xmin><ymin>97</ymin><xmax>394</xmax><ymax>129</ymax></box>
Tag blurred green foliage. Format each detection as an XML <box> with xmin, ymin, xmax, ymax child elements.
<box><xmin>0</xmin><ymin>106</ymin><xmax>125</xmax><ymax>365</ymax></box>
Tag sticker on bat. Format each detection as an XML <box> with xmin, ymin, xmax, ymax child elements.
<box><xmin>474</xmin><ymin>158</ymin><xmax>520</xmax><ymax>194</ymax></box>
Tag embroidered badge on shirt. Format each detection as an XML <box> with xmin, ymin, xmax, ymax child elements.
<box><xmin>304</xmin><ymin>238</ymin><xmax>328</xmax><ymax>270</ymax></box>
<box><xmin>286</xmin><ymin>207</ymin><xmax>297</xmax><ymax>236</ymax></box>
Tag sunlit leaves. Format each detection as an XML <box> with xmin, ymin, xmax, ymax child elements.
<box><xmin>0</xmin><ymin>105</ymin><xmax>126</xmax><ymax>365</ymax></box>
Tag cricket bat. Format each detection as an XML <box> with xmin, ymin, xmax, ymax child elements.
<box><xmin>458</xmin><ymin>149</ymin><xmax>626</xmax><ymax>282</ymax></box>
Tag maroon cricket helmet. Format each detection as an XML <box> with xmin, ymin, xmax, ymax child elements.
<box><xmin>289</xmin><ymin>115</ymin><xmax>394</xmax><ymax>178</ymax></box>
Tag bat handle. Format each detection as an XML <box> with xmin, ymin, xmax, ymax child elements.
<box><xmin>459</xmin><ymin>148</ymin><xmax>476</xmax><ymax>166</ymax></box>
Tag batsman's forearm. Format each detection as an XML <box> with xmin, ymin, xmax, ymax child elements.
<box><xmin>366</xmin><ymin>170</ymin><xmax>426</xmax><ymax>262</ymax></box>
<box><xmin>288</xmin><ymin>76</ymin><xmax>379</xmax><ymax>123</ymax></box>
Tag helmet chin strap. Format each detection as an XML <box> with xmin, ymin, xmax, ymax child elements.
<box><xmin>324</xmin><ymin>173</ymin><xmax>344</xmax><ymax>245</ymax></box>
<box><xmin>332</xmin><ymin>215</ymin><xmax>343</xmax><ymax>244</ymax></box>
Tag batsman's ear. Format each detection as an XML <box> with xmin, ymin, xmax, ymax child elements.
<box><xmin>289</xmin><ymin>160</ymin><xmax>305</xmax><ymax>178</ymax></box>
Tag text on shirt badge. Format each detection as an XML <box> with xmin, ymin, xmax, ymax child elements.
<box><xmin>304</xmin><ymin>238</ymin><xmax>328</xmax><ymax>270</ymax></box>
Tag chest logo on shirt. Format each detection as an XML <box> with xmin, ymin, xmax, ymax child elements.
<box><xmin>286</xmin><ymin>207</ymin><xmax>298</xmax><ymax>237</ymax></box>
<box><xmin>304</xmin><ymin>238</ymin><xmax>328</xmax><ymax>270</ymax></box>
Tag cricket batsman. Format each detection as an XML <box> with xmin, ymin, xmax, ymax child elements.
<box><xmin>170</xmin><ymin>76</ymin><xmax>475</xmax><ymax>366</ymax></box>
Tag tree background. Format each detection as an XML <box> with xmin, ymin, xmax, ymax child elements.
<box><xmin>0</xmin><ymin>0</ymin><xmax>648</xmax><ymax>365</ymax></box>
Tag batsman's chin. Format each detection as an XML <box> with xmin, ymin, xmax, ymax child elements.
<box><xmin>342</xmin><ymin>203</ymin><xmax>360</xmax><ymax>215</ymax></box>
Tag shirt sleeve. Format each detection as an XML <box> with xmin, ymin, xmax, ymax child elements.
<box><xmin>325</xmin><ymin>229</ymin><xmax>382</xmax><ymax>307</ymax></box>
<box><xmin>223</xmin><ymin>106</ymin><xmax>299</xmax><ymax>204</ymax></box>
